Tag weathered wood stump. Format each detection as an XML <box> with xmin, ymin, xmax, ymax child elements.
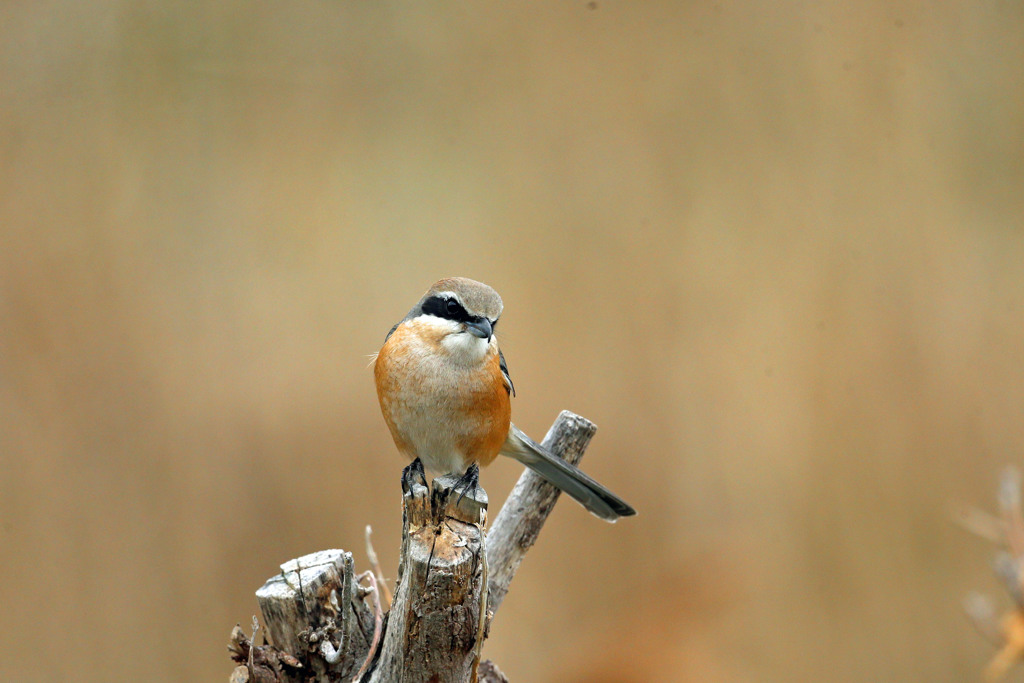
<box><xmin>229</xmin><ymin>550</ymin><xmax>375</xmax><ymax>683</ymax></box>
<box><xmin>365</xmin><ymin>473</ymin><xmax>488</xmax><ymax>682</ymax></box>
<box><xmin>229</xmin><ymin>411</ymin><xmax>600</xmax><ymax>683</ymax></box>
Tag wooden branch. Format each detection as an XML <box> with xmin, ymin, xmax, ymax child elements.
<box><xmin>230</xmin><ymin>411</ymin><xmax>599</xmax><ymax>683</ymax></box>
<box><xmin>485</xmin><ymin>410</ymin><xmax>597</xmax><ymax>617</ymax></box>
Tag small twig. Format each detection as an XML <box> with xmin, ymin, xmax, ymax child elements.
<box><xmin>320</xmin><ymin>555</ymin><xmax>356</xmax><ymax>665</ymax></box>
<box><xmin>320</xmin><ymin>589</ymin><xmax>347</xmax><ymax>664</ymax></box>
<box><xmin>247</xmin><ymin>616</ymin><xmax>259</xmax><ymax>682</ymax></box>
<box><xmin>364</xmin><ymin>526</ymin><xmax>393</xmax><ymax>611</ymax></box>
<box><xmin>353</xmin><ymin>571</ymin><xmax>384</xmax><ymax>683</ymax></box>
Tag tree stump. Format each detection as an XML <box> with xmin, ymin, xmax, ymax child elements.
<box><xmin>230</xmin><ymin>550</ymin><xmax>375</xmax><ymax>683</ymax></box>
<box><xmin>365</xmin><ymin>474</ymin><xmax>488</xmax><ymax>682</ymax></box>
<box><xmin>229</xmin><ymin>411</ymin><xmax>604</xmax><ymax>683</ymax></box>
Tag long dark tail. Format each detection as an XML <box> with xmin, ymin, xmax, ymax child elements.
<box><xmin>500</xmin><ymin>424</ymin><xmax>636</xmax><ymax>522</ymax></box>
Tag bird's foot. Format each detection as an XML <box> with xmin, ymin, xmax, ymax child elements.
<box><xmin>401</xmin><ymin>457</ymin><xmax>428</xmax><ymax>494</ymax></box>
<box><xmin>453</xmin><ymin>463</ymin><xmax>481</xmax><ymax>508</ymax></box>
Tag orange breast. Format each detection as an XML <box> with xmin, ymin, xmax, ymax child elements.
<box><xmin>374</xmin><ymin>322</ymin><xmax>511</xmax><ymax>472</ymax></box>
<box><xmin>453</xmin><ymin>350</ymin><xmax>511</xmax><ymax>467</ymax></box>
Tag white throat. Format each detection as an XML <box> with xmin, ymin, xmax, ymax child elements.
<box><xmin>414</xmin><ymin>314</ymin><xmax>493</xmax><ymax>365</ymax></box>
<box><xmin>441</xmin><ymin>329</ymin><xmax>491</xmax><ymax>364</ymax></box>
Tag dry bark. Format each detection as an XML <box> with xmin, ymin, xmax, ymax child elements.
<box><xmin>364</xmin><ymin>474</ymin><xmax>489</xmax><ymax>682</ymax></box>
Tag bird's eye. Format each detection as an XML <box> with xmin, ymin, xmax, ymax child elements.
<box><xmin>446</xmin><ymin>299</ymin><xmax>460</xmax><ymax>315</ymax></box>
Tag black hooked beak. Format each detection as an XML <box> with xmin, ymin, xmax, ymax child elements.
<box><xmin>465</xmin><ymin>318</ymin><xmax>492</xmax><ymax>340</ymax></box>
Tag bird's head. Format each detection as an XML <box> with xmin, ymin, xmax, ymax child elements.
<box><xmin>412</xmin><ymin>277</ymin><xmax>503</xmax><ymax>361</ymax></box>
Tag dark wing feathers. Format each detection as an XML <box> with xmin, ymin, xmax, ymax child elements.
<box><xmin>499</xmin><ymin>348</ymin><xmax>515</xmax><ymax>397</ymax></box>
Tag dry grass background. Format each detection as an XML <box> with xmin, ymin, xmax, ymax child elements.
<box><xmin>2</xmin><ymin>2</ymin><xmax>1023</xmax><ymax>681</ymax></box>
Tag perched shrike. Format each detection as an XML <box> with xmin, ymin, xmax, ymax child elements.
<box><xmin>374</xmin><ymin>277</ymin><xmax>635</xmax><ymax>521</ymax></box>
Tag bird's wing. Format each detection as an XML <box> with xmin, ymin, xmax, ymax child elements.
<box><xmin>498</xmin><ymin>348</ymin><xmax>515</xmax><ymax>397</ymax></box>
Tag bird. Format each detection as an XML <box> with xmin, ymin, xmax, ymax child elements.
<box><xmin>373</xmin><ymin>276</ymin><xmax>636</xmax><ymax>522</ymax></box>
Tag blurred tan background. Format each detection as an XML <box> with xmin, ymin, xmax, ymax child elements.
<box><xmin>2</xmin><ymin>1</ymin><xmax>1023</xmax><ymax>681</ymax></box>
